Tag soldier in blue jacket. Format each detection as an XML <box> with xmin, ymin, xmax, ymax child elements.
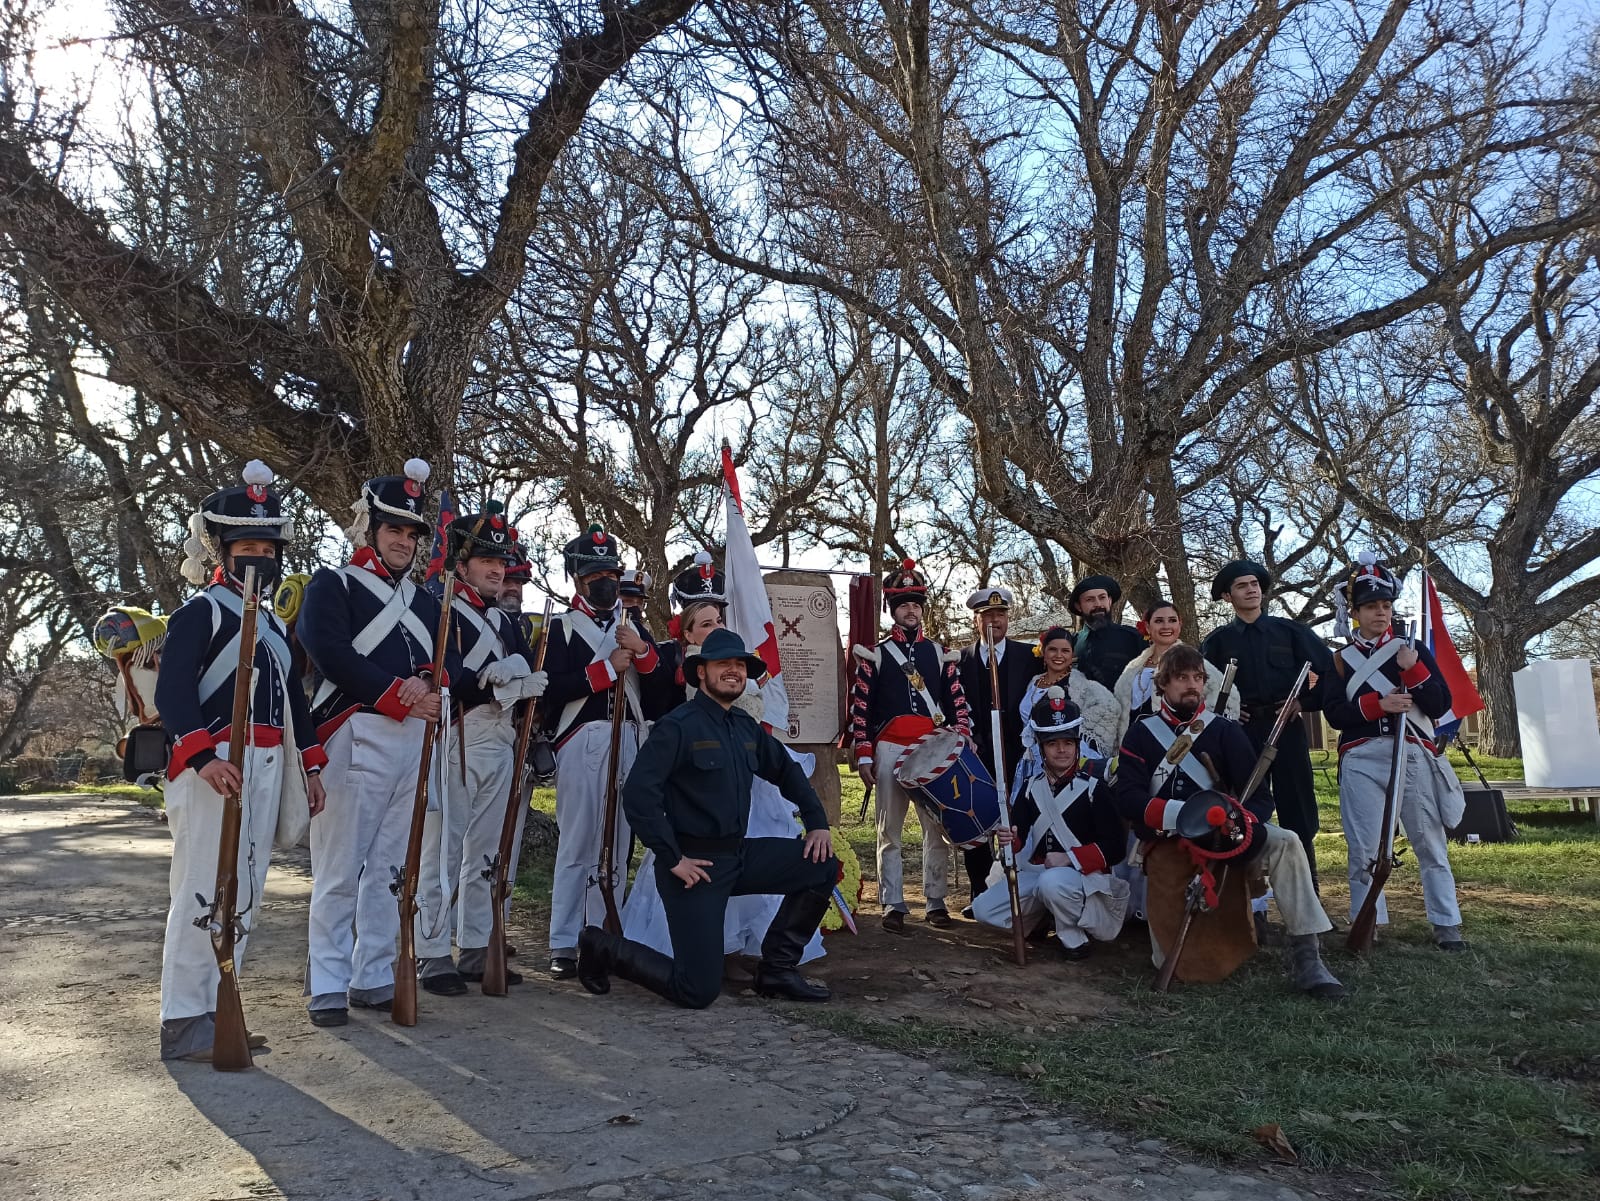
<box><xmin>297</xmin><ymin>459</ymin><xmax>456</xmax><ymax>1028</ymax></box>
<box><xmin>414</xmin><ymin>508</ymin><xmax>546</xmax><ymax>994</ymax></box>
<box><xmin>577</xmin><ymin>628</ymin><xmax>837</xmax><ymax>1008</ymax></box>
<box><xmin>1327</xmin><ymin>556</ymin><xmax>1468</xmax><ymax>951</ymax></box>
<box><xmin>541</xmin><ymin>525</ymin><xmax>661</xmax><ymax>979</ymax></box>
<box><xmin>1113</xmin><ymin>644</ymin><xmax>1345</xmax><ymax>1000</ymax></box>
<box><xmin>155</xmin><ymin>461</ymin><xmax>327</xmax><ymax>1060</ymax></box>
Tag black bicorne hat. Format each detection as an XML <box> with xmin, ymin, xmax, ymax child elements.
<box><xmin>563</xmin><ymin>523</ymin><xmax>623</xmax><ymax>580</ymax></box>
<box><xmin>181</xmin><ymin>460</ymin><xmax>294</xmax><ymax>584</ymax></box>
<box><xmin>449</xmin><ymin>505</ymin><xmax>517</xmax><ymax>563</ymax></box>
<box><xmin>1026</xmin><ymin>687</ymin><xmax>1083</xmax><ymax>741</ymax></box>
<box><xmin>882</xmin><ymin>558</ymin><xmax>929</xmax><ymax>612</ymax></box>
<box><xmin>671</xmin><ymin>550</ymin><xmax>727</xmax><ymax>607</ymax></box>
<box><xmin>345</xmin><ymin>458</ymin><xmax>433</xmax><ymax>546</ymax></box>
<box><xmin>1333</xmin><ymin>552</ymin><xmax>1400</xmax><ymax>628</ymax></box>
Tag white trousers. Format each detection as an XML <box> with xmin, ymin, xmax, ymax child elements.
<box><xmin>549</xmin><ymin>720</ymin><xmax>637</xmax><ymax>955</ymax></box>
<box><xmin>1340</xmin><ymin>739</ymin><xmax>1463</xmax><ymax>928</ymax></box>
<box><xmin>307</xmin><ymin>713</ymin><xmax>425</xmax><ymax>1001</ymax></box>
<box><xmin>874</xmin><ymin>738</ymin><xmax>954</xmax><ymax>913</ymax></box>
<box><xmin>416</xmin><ymin>703</ymin><xmax>517</xmax><ymax>959</ymax></box>
<box><xmin>160</xmin><ymin>743</ymin><xmax>283</xmax><ymax>1021</ymax></box>
<box><xmin>972</xmin><ymin>864</ymin><xmax>1129</xmax><ymax>948</ymax></box>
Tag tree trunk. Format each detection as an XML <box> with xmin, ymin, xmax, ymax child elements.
<box><xmin>1472</xmin><ymin>615</ymin><xmax>1528</xmax><ymax>758</ymax></box>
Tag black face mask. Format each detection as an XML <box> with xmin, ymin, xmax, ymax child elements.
<box><xmin>586</xmin><ymin>578</ymin><xmax>620</xmax><ymax>612</ymax></box>
<box><xmin>230</xmin><ymin>553</ymin><xmax>281</xmax><ymax>594</ymax></box>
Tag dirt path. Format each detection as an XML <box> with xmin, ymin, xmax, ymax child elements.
<box><xmin>1</xmin><ymin>794</ymin><xmax>1324</xmax><ymax>1201</ymax></box>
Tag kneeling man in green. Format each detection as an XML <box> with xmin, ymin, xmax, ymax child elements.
<box><xmin>578</xmin><ymin>628</ymin><xmax>838</xmax><ymax>1007</ymax></box>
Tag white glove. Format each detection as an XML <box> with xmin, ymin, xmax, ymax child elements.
<box><xmin>480</xmin><ymin>654</ymin><xmax>531</xmax><ymax>688</ymax></box>
<box><xmin>495</xmin><ymin>669</ymin><xmax>548</xmax><ymax>706</ymax></box>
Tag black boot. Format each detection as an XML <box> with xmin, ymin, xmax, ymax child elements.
<box><xmin>577</xmin><ymin>926</ymin><xmax>617</xmax><ymax>995</ymax></box>
<box><xmin>755</xmin><ymin>891</ymin><xmax>831</xmax><ymax>1002</ymax></box>
<box><xmin>610</xmin><ymin>937</ymin><xmax>680</xmax><ymax>1004</ymax></box>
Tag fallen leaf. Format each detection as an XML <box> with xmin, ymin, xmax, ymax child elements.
<box><xmin>968</xmin><ymin>997</ymin><xmax>994</xmax><ymax>1009</ymax></box>
<box><xmin>1298</xmin><ymin>1110</ymin><xmax>1334</xmax><ymax>1126</ymax></box>
<box><xmin>1340</xmin><ymin>1110</ymin><xmax>1386</xmax><ymax>1123</ymax></box>
<box><xmin>949</xmin><ymin>966</ymin><xmax>979</xmax><ymax>976</ymax></box>
<box><xmin>863</xmin><ymin>994</ymin><xmax>884</xmax><ymax>1002</ymax></box>
<box><xmin>1557</xmin><ymin>1123</ymin><xmax>1591</xmax><ymax>1139</ymax></box>
<box><xmin>1252</xmin><ymin>1123</ymin><xmax>1298</xmax><ymax>1164</ymax></box>
<box><xmin>1019</xmin><ymin>1062</ymin><xmax>1046</xmax><ymax>1078</ymax></box>
<box><xmin>1509</xmin><ymin>1009</ymin><xmax>1528</xmax><ymax>1020</ymax></box>
<box><xmin>1504</xmin><ymin>1186</ymin><xmax>1544</xmax><ymax>1196</ymax></box>
<box><xmin>1137</xmin><ymin>1047</ymin><xmax>1180</xmax><ymax>1061</ymax></box>
<box><xmin>606</xmin><ymin>1114</ymin><xmax>639</xmax><ymax>1126</ymax></box>
<box><xmin>1388</xmin><ymin>1119</ymin><xmax>1412</xmax><ymax>1133</ymax></box>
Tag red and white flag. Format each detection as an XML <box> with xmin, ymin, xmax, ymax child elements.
<box><xmin>722</xmin><ymin>444</ymin><xmax>790</xmax><ymax>733</ymax></box>
<box><xmin>1419</xmin><ymin>570</ymin><xmax>1484</xmax><ymax>742</ymax></box>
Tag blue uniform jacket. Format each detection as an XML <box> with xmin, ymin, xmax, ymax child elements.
<box><xmin>155</xmin><ymin>578</ymin><xmax>327</xmax><ymax>780</ymax></box>
<box><xmin>1113</xmin><ymin>708</ymin><xmax>1270</xmax><ymax>841</ymax></box>
<box><xmin>1325</xmin><ymin>636</ymin><xmax>1452</xmax><ymax>753</ymax></box>
<box><xmin>297</xmin><ymin>550</ymin><xmax>460</xmax><ymax>742</ymax></box>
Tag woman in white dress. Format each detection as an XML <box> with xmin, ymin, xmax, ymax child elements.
<box><xmin>1012</xmin><ymin>626</ymin><xmax>1120</xmax><ymax>803</ymax></box>
<box><xmin>1111</xmin><ymin>600</ymin><xmax>1239</xmax><ymax>748</ymax></box>
<box><xmin>1109</xmin><ymin>600</ymin><xmax>1239</xmax><ymax>921</ymax></box>
<box><xmin>621</xmin><ymin>559</ymin><xmax>824</xmax><ymax>974</ymax></box>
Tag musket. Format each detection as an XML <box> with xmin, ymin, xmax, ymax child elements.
<box><xmin>392</xmin><ymin>509</ymin><xmax>488</xmax><ymax>1026</ymax></box>
<box><xmin>595</xmin><ymin>611</ymin><xmax>640</xmax><ymax>936</ymax></box>
<box><xmin>194</xmin><ymin>564</ymin><xmax>261</xmax><ymax>1070</ymax></box>
<box><xmin>1348</xmin><ymin>621</ymin><xmax>1414</xmax><ymax>953</ymax></box>
<box><xmin>856</xmin><ymin>782</ymin><xmax>874</xmax><ymax>824</ymax></box>
<box><xmin>482</xmin><ymin>597</ymin><xmax>554</xmax><ymax>996</ymax></box>
<box><xmin>1154</xmin><ymin>662</ymin><xmax>1309</xmax><ymax>993</ymax></box>
<box><xmin>1236</xmin><ymin>661</ymin><xmax>1314</xmax><ymax>805</ymax></box>
<box><xmin>986</xmin><ymin>625</ymin><xmax>1027</xmax><ymax>966</ymax></box>
<box><xmin>1214</xmin><ymin>658</ymin><xmax>1238</xmax><ymax>716</ymax></box>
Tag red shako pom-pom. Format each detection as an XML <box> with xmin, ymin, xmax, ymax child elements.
<box><xmin>1206</xmin><ymin>805</ymin><xmax>1227</xmax><ymax>828</ymax></box>
<box><xmin>902</xmin><ymin>558</ymin><xmax>916</xmax><ymax>570</ymax></box>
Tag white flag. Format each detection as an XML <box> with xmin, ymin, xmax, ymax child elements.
<box><xmin>721</xmin><ymin>444</ymin><xmax>790</xmax><ymax>734</ymax></box>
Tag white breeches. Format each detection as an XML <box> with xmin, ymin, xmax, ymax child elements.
<box><xmin>1340</xmin><ymin>739</ymin><xmax>1463</xmax><ymax>928</ymax></box>
<box><xmin>306</xmin><ymin>714</ymin><xmax>426</xmax><ymax>999</ymax></box>
<box><xmin>874</xmin><ymin>739</ymin><xmax>955</xmax><ymax>912</ymax></box>
<box><xmin>160</xmin><ymin>743</ymin><xmax>283</xmax><ymax>1021</ymax></box>
<box><xmin>417</xmin><ymin>702</ymin><xmax>518</xmax><ymax>957</ymax></box>
<box><xmin>548</xmin><ymin>720</ymin><xmax>637</xmax><ymax>954</ymax></box>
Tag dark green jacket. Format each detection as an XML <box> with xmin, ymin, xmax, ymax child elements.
<box><xmin>623</xmin><ymin>690</ymin><xmax>828</xmax><ymax>868</ymax></box>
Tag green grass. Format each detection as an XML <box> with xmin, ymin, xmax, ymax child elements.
<box><xmin>822</xmin><ymin>762</ymin><xmax>1600</xmax><ymax>1200</ymax></box>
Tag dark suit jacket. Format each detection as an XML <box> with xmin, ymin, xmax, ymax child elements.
<box><xmin>957</xmin><ymin>637</ymin><xmax>1034</xmax><ymax>784</ymax></box>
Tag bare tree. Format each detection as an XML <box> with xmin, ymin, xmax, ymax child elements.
<box><xmin>0</xmin><ymin>0</ymin><xmax>702</xmax><ymax>509</ymax></box>
<box><xmin>665</xmin><ymin>0</ymin><xmax>1600</xmax><ymax>623</ymax></box>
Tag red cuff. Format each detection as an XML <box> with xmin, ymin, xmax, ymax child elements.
<box><xmin>634</xmin><ymin>642</ymin><xmax>659</xmax><ymax>673</ymax></box>
<box><xmin>854</xmin><ymin>743</ymin><xmax>873</xmax><ymax>763</ymax></box>
<box><xmin>1358</xmin><ymin>692</ymin><xmax>1385</xmax><ymax>721</ymax></box>
<box><xmin>301</xmin><ymin>744</ymin><xmax>329</xmax><ymax>772</ymax></box>
<box><xmin>1400</xmin><ymin>661</ymin><xmax>1431</xmax><ymax>688</ymax></box>
<box><xmin>586</xmin><ymin>660</ymin><xmax>615</xmax><ymax>693</ymax></box>
<box><xmin>374</xmin><ymin>677</ymin><xmax>411</xmax><ymax>722</ymax></box>
<box><xmin>168</xmin><ymin>728</ymin><xmax>217</xmax><ymax>778</ymax></box>
<box><xmin>1070</xmin><ymin>844</ymin><xmax>1108</xmax><ymax>875</ymax></box>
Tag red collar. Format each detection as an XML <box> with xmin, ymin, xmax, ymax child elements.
<box><xmin>1158</xmin><ymin>697</ymin><xmax>1207</xmax><ymax>726</ymax></box>
<box><xmin>350</xmin><ymin>547</ymin><xmax>395</xmax><ymax>580</ymax></box>
<box><xmin>1354</xmin><ymin>628</ymin><xmax>1394</xmax><ymax>652</ymax></box>
<box><xmin>456</xmin><ymin>581</ymin><xmax>487</xmax><ymax>609</ymax></box>
<box><xmin>889</xmin><ymin>624</ymin><xmax>924</xmax><ymax>645</ymax></box>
